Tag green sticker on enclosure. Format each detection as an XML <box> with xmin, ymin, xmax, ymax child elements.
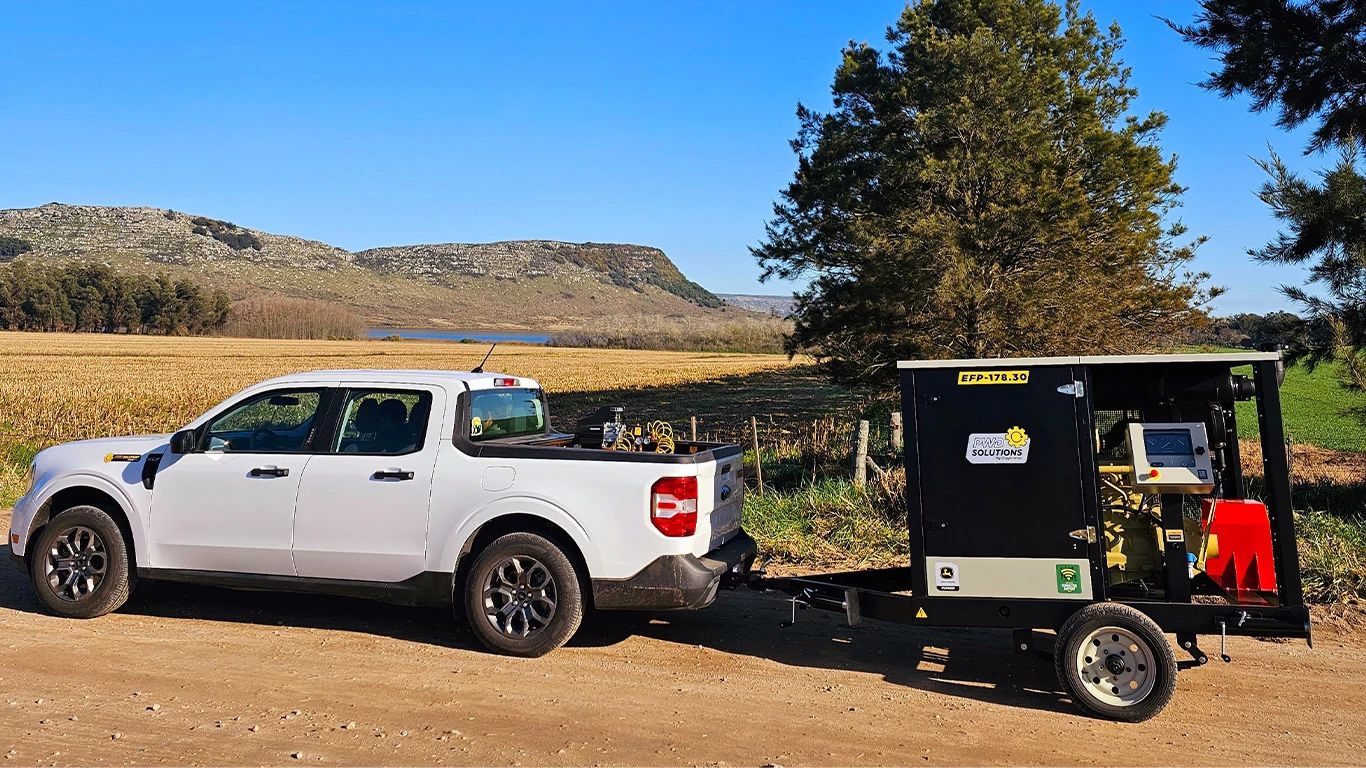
<box><xmin>1056</xmin><ymin>564</ymin><xmax>1082</xmax><ymax>594</ymax></box>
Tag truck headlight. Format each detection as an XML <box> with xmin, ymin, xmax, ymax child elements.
<box><xmin>24</xmin><ymin>462</ymin><xmax>35</xmax><ymax>496</ymax></box>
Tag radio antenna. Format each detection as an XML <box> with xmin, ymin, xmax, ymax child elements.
<box><xmin>471</xmin><ymin>342</ymin><xmax>498</xmax><ymax>374</ymax></box>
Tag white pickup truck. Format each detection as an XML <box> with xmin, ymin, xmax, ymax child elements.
<box><xmin>8</xmin><ymin>369</ymin><xmax>754</xmax><ymax>656</ymax></box>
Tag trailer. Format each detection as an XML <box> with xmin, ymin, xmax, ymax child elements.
<box><xmin>754</xmin><ymin>352</ymin><xmax>1309</xmax><ymax>721</ymax></box>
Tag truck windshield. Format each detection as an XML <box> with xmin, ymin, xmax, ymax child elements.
<box><xmin>468</xmin><ymin>388</ymin><xmax>546</xmax><ymax>441</ymax></box>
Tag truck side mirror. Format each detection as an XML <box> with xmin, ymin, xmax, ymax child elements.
<box><xmin>169</xmin><ymin>429</ymin><xmax>198</xmax><ymax>454</ymax></box>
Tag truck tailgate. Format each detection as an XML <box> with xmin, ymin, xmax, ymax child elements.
<box><xmin>708</xmin><ymin>455</ymin><xmax>743</xmax><ymax>549</ymax></box>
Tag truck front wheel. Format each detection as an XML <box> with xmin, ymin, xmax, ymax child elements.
<box><xmin>29</xmin><ymin>505</ymin><xmax>132</xmax><ymax>619</ymax></box>
<box><xmin>462</xmin><ymin>532</ymin><xmax>584</xmax><ymax>657</ymax></box>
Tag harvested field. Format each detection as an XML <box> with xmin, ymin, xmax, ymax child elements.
<box><xmin>0</xmin><ymin>332</ymin><xmax>795</xmax><ymax>447</ymax></box>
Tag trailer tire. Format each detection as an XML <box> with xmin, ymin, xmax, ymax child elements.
<box><xmin>1055</xmin><ymin>602</ymin><xmax>1177</xmax><ymax>722</ymax></box>
<box><xmin>462</xmin><ymin>532</ymin><xmax>584</xmax><ymax>658</ymax></box>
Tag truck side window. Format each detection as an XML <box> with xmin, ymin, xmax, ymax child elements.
<box><xmin>333</xmin><ymin>389</ymin><xmax>433</xmax><ymax>455</ymax></box>
<box><xmin>205</xmin><ymin>389</ymin><xmax>323</xmax><ymax>453</ymax></box>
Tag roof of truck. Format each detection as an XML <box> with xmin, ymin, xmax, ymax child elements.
<box><xmin>896</xmin><ymin>352</ymin><xmax>1280</xmax><ymax>369</ymax></box>
<box><xmin>256</xmin><ymin>369</ymin><xmax>541</xmax><ymax>390</ymax></box>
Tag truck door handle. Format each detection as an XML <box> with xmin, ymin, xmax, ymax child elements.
<box><xmin>249</xmin><ymin>466</ymin><xmax>289</xmax><ymax>478</ymax></box>
<box><xmin>372</xmin><ymin>470</ymin><xmax>415</xmax><ymax>481</ymax></box>
<box><xmin>926</xmin><ymin>519</ymin><xmax>948</xmax><ymax>530</ymax></box>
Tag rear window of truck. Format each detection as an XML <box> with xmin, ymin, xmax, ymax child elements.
<box><xmin>468</xmin><ymin>388</ymin><xmax>546</xmax><ymax>441</ymax></box>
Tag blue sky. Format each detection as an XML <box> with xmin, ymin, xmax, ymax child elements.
<box><xmin>0</xmin><ymin>1</ymin><xmax>1324</xmax><ymax>313</ymax></box>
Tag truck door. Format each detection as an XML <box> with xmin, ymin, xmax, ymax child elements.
<box><xmin>911</xmin><ymin>364</ymin><xmax>1093</xmax><ymax>600</ymax></box>
<box><xmin>148</xmin><ymin>387</ymin><xmax>327</xmax><ymax>575</ymax></box>
<box><xmin>291</xmin><ymin>386</ymin><xmax>444</xmax><ymax>583</ymax></box>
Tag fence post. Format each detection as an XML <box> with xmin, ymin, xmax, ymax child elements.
<box><xmin>750</xmin><ymin>415</ymin><xmax>765</xmax><ymax>496</ymax></box>
<box><xmin>853</xmin><ymin>419</ymin><xmax>869</xmax><ymax>487</ymax></box>
<box><xmin>890</xmin><ymin>411</ymin><xmax>903</xmax><ymax>452</ymax></box>
<box><xmin>690</xmin><ymin>415</ymin><xmax>698</xmax><ymax>443</ymax></box>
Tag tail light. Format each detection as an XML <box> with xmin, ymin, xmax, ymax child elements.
<box><xmin>650</xmin><ymin>476</ymin><xmax>697</xmax><ymax>537</ymax></box>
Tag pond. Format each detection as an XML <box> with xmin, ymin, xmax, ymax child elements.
<box><xmin>367</xmin><ymin>329</ymin><xmax>551</xmax><ymax>344</ymax></box>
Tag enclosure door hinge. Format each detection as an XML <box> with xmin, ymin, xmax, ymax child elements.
<box><xmin>1057</xmin><ymin>381</ymin><xmax>1085</xmax><ymax>398</ymax></box>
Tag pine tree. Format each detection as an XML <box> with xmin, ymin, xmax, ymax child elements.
<box><xmin>1167</xmin><ymin>0</ymin><xmax>1366</xmax><ymax>153</ymax></box>
<box><xmin>754</xmin><ymin>0</ymin><xmax>1217</xmax><ymax>385</ymax></box>
<box><xmin>1171</xmin><ymin>0</ymin><xmax>1366</xmax><ymax>385</ymax></box>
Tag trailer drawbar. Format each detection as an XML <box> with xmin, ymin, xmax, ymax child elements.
<box><xmin>751</xmin><ymin>352</ymin><xmax>1309</xmax><ymax>722</ymax></box>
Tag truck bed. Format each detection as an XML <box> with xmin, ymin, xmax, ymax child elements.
<box><xmin>459</xmin><ymin>432</ymin><xmax>743</xmax><ymax>464</ymax></box>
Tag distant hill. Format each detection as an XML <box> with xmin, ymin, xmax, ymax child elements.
<box><xmin>718</xmin><ymin>293</ymin><xmax>794</xmax><ymax>317</ymax></box>
<box><xmin>0</xmin><ymin>203</ymin><xmax>734</xmax><ymax>329</ymax></box>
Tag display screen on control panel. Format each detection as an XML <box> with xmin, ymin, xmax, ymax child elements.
<box><xmin>1143</xmin><ymin>429</ymin><xmax>1195</xmax><ymax>467</ymax></box>
<box><xmin>1125</xmin><ymin>421</ymin><xmax>1215</xmax><ymax>494</ymax></box>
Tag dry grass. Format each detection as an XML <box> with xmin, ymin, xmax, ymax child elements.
<box><xmin>0</xmin><ymin>331</ymin><xmax>795</xmax><ymax>450</ymax></box>
<box><xmin>223</xmin><ymin>296</ymin><xmax>366</xmax><ymax>340</ymax></box>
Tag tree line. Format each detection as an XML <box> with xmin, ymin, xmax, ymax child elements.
<box><xmin>1193</xmin><ymin>311</ymin><xmax>1314</xmax><ymax>352</ymax></box>
<box><xmin>0</xmin><ymin>262</ymin><xmax>231</xmax><ymax>335</ymax></box>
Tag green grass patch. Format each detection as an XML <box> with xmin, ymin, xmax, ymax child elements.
<box><xmin>743</xmin><ymin>478</ymin><xmax>908</xmax><ymax>568</ymax></box>
<box><xmin>0</xmin><ymin>442</ymin><xmax>39</xmax><ymax>508</ymax></box>
<box><xmin>1296</xmin><ymin>510</ymin><xmax>1366</xmax><ymax>604</ymax></box>
<box><xmin>1232</xmin><ymin>359</ymin><xmax>1366</xmax><ymax>452</ymax></box>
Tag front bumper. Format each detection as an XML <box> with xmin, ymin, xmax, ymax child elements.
<box><xmin>592</xmin><ymin>530</ymin><xmax>757</xmax><ymax>610</ymax></box>
<box><xmin>8</xmin><ymin>492</ymin><xmax>34</xmax><ymax>572</ymax></box>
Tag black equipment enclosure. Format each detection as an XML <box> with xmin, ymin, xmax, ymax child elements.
<box><xmin>757</xmin><ymin>352</ymin><xmax>1309</xmax><ymax>653</ymax></box>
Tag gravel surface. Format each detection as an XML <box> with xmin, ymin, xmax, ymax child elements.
<box><xmin>3</xmin><ymin>511</ymin><xmax>1363</xmax><ymax>766</ymax></box>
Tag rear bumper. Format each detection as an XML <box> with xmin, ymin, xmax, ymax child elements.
<box><xmin>592</xmin><ymin>531</ymin><xmax>757</xmax><ymax>610</ymax></box>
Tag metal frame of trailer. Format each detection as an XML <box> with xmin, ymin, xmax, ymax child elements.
<box><xmin>755</xmin><ymin>353</ymin><xmax>1309</xmax><ymax>675</ymax></box>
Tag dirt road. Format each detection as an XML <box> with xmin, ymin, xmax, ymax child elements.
<box><xmin>3</xmin><ymin>511</ymin><xmax>1364</xmax><ymax>766</ymax></box>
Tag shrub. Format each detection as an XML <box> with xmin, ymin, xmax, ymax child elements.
<box><xmin>0</xmin><ymin>236</ymin><xmax>34</xmax><ymax>260</ymax></box>
<box><xmin>188</xmin><ymin>216</ymin><xmax>262</xmax><ymax>251</ymax></box>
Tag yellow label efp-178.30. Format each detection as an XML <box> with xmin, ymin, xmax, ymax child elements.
<box><xmin>957</xmin><ymin>370</ymin><xmax>1029</xmax><ymax>385</ymax></box>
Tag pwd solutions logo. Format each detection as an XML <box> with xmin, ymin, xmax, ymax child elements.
<box><xmin>965</xmin><ymin>426</ymin><xmax>1030</xmax><ymax>464</ymax></box>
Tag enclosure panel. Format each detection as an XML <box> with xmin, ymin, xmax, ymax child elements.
<box><xmin>922</xmin><ymin>556</ymin><xmax>1093</xmax><ymax>600</ymax></box>
<box><xmin>912</xmin><ymin>365</ymin><xmax>1090</xmax><ymax>562</ymax></box>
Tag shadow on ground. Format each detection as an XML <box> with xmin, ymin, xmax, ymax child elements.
<box><xmin>2</xmin><ymin>544</ymin><xmax>1069</xmax><ymax>716</ymax></box>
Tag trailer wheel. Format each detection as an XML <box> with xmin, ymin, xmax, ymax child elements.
<box><xmin>1055</xmin><ymin>602</ymin><xmax>1177</xmax><ymax>722</ymax></box>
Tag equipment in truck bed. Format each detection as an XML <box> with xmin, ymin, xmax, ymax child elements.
<box><xmin>754</xmin><ymin>352</ymin><xmax>1308</xmax><ymax>722</ymax></box>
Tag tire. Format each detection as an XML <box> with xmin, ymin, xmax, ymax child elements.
<box><xmin>29</xmin><ymin>505</ymin><xmax>132</xmax><ymax>619</ymax></box>
<box><xmin>1054</xmin><ymin>602</ymin><xmax>1177</xmax><ymax>722</ymax></box>
<box><xmin>462</xmin><ymin>532</ymin><xmax>584</xmax><ymax>657</ymax></box>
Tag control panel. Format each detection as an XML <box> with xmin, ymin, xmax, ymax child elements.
<box><xmin>1124</xmin><ymin>422</ymin><xmax>1216</xmax><ymax>494</ymax></box>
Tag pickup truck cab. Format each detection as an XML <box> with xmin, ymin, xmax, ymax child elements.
<box><xmin>9</xmin><ymin>369</ymin><xmax>755</xmax><ymax>656</ymax></box>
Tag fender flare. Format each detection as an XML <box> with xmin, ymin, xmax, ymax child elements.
<box><xmin>434</xmin><ymin>495</ymin><xmax>601</xmax><ymax>576</ymax></box>
<box><xmin>26</xmin><ymin>473</ymin><xmax>147</xmax><ymax>564</ymax></box>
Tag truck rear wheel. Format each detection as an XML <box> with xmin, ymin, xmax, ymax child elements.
<box><xmin>29</xmin><ymin>505</ymin><xmax>132</xmax><ymax>619</ymax></box>
<box><xmin>1055</xmin><ymin>602</ymin><xmax>1177</xmax><ymax>722</ymax></box>
<box><xmin>463</xmin><ymin>532</ymin><xmax>584</xmax><ymax>657</ymax></box>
